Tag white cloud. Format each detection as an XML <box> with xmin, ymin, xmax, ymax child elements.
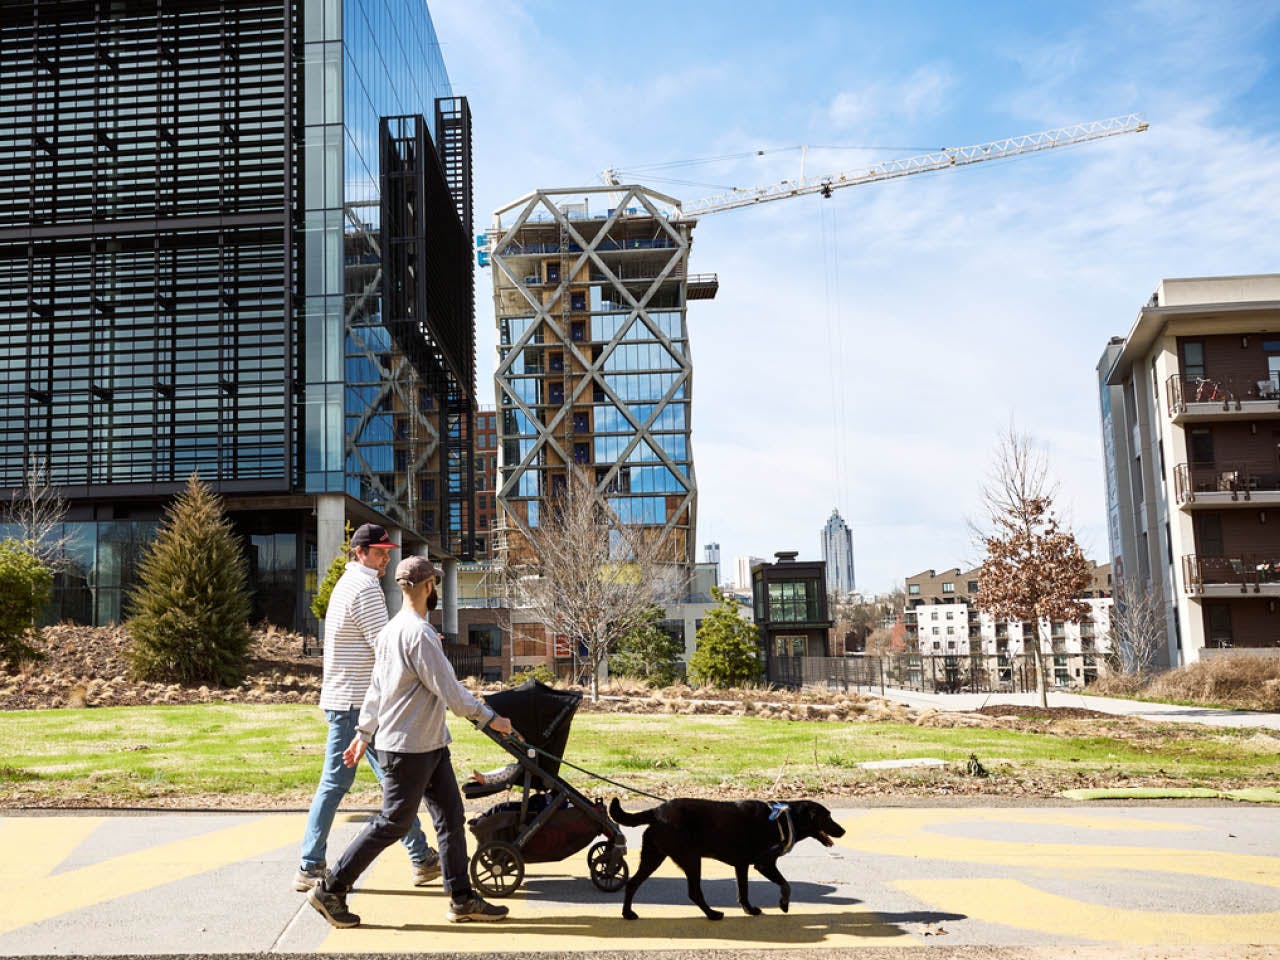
<box><xmin>827</xmin><ymin>63</ymin><xmax>954</xmax><ymax>132</ymax></box>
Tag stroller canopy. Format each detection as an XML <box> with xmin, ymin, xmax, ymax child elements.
<box><xmin>482</xmin><ymin>679</ymin><xmax>581</xmax><ymax>781</ymax></box>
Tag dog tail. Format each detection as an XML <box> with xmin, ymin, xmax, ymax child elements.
<box><xmin>609</xmin><ymin>797</ymin><xmax>657</xmax><ymax>827</ymax></box>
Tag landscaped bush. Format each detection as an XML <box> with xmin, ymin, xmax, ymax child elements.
<box><xmin>0</xmin><ymin>538</ymin><xmax>52</xmax><ymax>666</ymax></box>
<box><xmin>127</xmin><ymin>474</ymin><xmax>252</xmax><ymax>686</ymax></box>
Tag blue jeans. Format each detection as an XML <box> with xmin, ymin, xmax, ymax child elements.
<box><xmin>299</xmin><ymin>708</ymin><xmax>433</xmax><ymax>870</ymax></box>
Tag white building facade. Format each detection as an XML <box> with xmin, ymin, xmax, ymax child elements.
<box><xmin>911</xmin><ymin>599</ymin><xmax>1113</xmax><ymax>686</ymax></box>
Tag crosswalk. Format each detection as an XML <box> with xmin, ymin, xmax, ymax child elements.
<box><xmin>1</xmin><ymin>807</ymin><xmax>1277</xmax><ymax>955</ymax></box>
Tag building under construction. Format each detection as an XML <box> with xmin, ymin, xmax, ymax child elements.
<box><xmin>487</xmin><ymin>185</ymin><xmax>717</xmax><ymax>569</ymax></box>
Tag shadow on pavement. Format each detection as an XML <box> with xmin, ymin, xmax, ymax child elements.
<box><xmin>354</xmin><ymin>908</ymin><xmax>967</xmax><ymax>942</ymax></box>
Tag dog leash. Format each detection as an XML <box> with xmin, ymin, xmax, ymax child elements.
<box><xmin>515</xmin><ymin>740</ymin><xmax>670</xmax><ymax>803</ymax></box>
<box><xmin>768</xmin><ymin>802</ymin><xmax>795</xmax><ymax>855</ymax></box>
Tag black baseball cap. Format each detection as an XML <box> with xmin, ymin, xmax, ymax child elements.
<box><xmin>350</xmin><ymin>523</ymin><xmax>397</xmax><ymax>549</ymax></box>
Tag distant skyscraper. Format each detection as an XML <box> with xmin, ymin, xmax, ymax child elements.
<box><xmin>704</xmin><ymin>543</ymin><xmax>721</xmax><ymax>584</ymax></box>
<box><xmin>820</xmin><ymin>509</ymin><xmax>855</xmax><ymax>596</ymax></box>
<box><xmin>734</xmin><ymin>555</ymin><xmax>766</xmax><ymax>591</ymax></box>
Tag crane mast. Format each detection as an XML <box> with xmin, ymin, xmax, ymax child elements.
<box><xmin>664</xmin><ymin>114</ymin><xmax>1147</xmax><ymax>220</ymax></box>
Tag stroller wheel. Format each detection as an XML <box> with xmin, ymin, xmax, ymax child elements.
<box><xmin>470</xmin><ymin>840</ymin><xmax>525</xmax><ymax>898</ymax></box>
<box><xmin>587</xmin><ymin>841</ymin><xmax>629</xmax><ymax>893</ymax></box>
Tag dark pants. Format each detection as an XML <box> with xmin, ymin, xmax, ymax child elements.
<box><xmin>327</xmin><ymin>747</ymin><xmax>471</xmax><ymax>902</ymax></box>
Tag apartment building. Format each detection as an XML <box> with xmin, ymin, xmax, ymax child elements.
<box><xmin>1099</xmin><ymin>275</ymin><xmax>1280</xmax><ymax>660</ymax></box>
<box><xmin>905</xmin><ymin>563</ymin><xmax>1111</xmax><ymax>651</ymax></box>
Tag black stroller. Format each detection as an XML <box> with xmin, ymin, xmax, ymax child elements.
<box><xmin>463</xmin><ymin>679</ymin><xmax>629</xmax><ymax>897</ymax></box>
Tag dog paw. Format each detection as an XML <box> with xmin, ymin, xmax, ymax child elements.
<box><xmin>743</xmin><ymin>905</ymin><xmax>762</xmax><ymax>917</ymax></box>
<box><xmin>622</xmin><ymin>909</ymin><xmax>639</xmax><ymax>921</ymax></box>
<box><xmin>779</xmin><ymin>898</ymin><xmax>790</xmax><ymax>913</ymax></box>
<box><xmin>706</xmin><ymin>909</ymin><xmax>725</xmax><ymax>921</ymax></box>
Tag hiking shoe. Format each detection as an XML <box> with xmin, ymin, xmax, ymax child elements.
<box><xmin>293</xmin><ymin>864</ymin><xmax>325</xmax><ymax>892</ymax></box>
<box><xmin>412</xmin><ymin>852</ymin><xmax>442</xmax><ymax>886</ymax></box>
<box><xmin>307</xmin><ymin>881</ymin><xmax>360</xmax><ymax>929</ymax></box>
<box><xmin>448</xmin><ymin>894</ymin><xmax>509</xmax><ymax>923</ymax></box>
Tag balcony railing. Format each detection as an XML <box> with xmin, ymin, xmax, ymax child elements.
<box><xmin>1174</xmin><ymin>462</ymin><xmax>1280</xmax><ymax>504</ymax></box>
<box><xmin>1167</xmin><ymin>374</ymin><xmax>1280</xmax><ymax>417</ymax></box>
<box><xmin>1183</xmin><ymin>553</ymin><xmax>1280</xmax><ymax>593</ymax></box>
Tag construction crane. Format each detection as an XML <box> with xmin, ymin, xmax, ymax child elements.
<box><xmin>600</xmin><ymin>114</ymin><xmax>1147</xmax><ymax>220</ymax></box>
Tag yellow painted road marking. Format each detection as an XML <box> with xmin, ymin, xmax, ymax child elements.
<box><xmin>0</xmin><ymin>817</ymin><xmax>102</xmax><ymax>884</ymax></box>
<box><xmin>835</xmin><ymin>809</ymin><xmax>1279</xmax><ymax>887</ymax></box>
<box><xmin>895</xmin><ymin>877</ymin><xmax>1280</xmax><ymax>945</ymax></box>
<box><xmin>0</xmin><ymin>814</ymin><xmax>306</xmax><ymax>936</ymax></box>
<box><xmin>318</xmin><ymin>845</ymin><xmax>913</xmax><ymax>953</ymax></box>
<box><xmin>836</xmin><ymin>810</ymin><xmax>1280</xmax><ymax>944</ymax></box>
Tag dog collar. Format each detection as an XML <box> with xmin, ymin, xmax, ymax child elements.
<box><xmin>768</xmin><ymin>802</ymin><xmax>794</xmax><ymax>855</ymax></box>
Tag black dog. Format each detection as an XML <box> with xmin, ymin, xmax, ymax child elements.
<box><xmin>609</xmin><ymin>797</ymin><xmax>846</xmax><ymax>920</ymax></box>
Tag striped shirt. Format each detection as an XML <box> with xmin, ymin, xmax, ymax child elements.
<box><xmin>318</xmin><ymin>562</ymin><xmax>388</xmax><ymax>711</ymax></box>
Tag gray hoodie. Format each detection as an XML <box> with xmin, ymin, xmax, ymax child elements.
<box><xmin>355</xmin><ymin>607</ymin><xmax>494</xmax><ymax>753</ymax></box>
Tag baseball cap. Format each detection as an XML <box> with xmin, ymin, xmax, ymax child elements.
<box><xmin>350</xmin><ymin>523</ymin><xmax>397</xmax><ymax>549</ymax></box>
<box><xmin>395</xmin><ymin>555</ymin><xmax>439</xmax><ymax>585</ymax></box>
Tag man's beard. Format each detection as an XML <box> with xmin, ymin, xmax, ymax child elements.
<box><xmin>427</xmin><ymin>589</ymin><xmax>438</xmax><ymax>612</ymax></box>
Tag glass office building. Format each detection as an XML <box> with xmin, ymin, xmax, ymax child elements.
<box><xmin>0</xmin><ymin>0</ymin><xmax>475</xmax><ymax>629</ymax></box>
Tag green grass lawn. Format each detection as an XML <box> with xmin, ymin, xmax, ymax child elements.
<box><xmin>2</xmin><ymin>704</ymin><xmax>1276</xmax><ymax>805</ymax></box>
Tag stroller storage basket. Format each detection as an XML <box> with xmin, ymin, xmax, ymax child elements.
<box><xmin>469</xmin><ymin>794</ymin><xmax>605</xmax><ymax>863</ymax></box>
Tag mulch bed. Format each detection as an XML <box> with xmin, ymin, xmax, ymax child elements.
<box><xmin>976</xmin><ymin>704</ymin><xmax>1113</xmax><ymax>720</ymax></box>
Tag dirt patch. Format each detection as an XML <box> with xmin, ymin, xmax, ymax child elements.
<box><xmin>0</xmin><ymin>624</ymin><xmax>321</xmax><ymax>710</ymax></box>
<box><xmin>975</xmin><ymin>705</ymin><xmax>1113</xmax><ymax>720</ymax></box>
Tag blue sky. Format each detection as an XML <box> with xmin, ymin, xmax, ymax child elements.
<box><xmin>429</xmin><ymin>0</ymin><xmax>1280</xmax><ymax>593</ymax></box>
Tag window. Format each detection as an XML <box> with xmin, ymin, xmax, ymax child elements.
<box><xmin>1182</xmin><ymin>340</ymin><xmax>1205</xmax><ymax>380</ymax></box>
<box><xmin>967</xmin><ymin>580</ymin><xmax>979</xmax><ymax>593</ymax></box>
<box><xmin>942</xmin><ymin>582</ymin><xmax>955</xmax><ymax>594</ymax></box>
<box><xmin>775</xmin><ymin>634</ymin><xmax>807</xmax><ymax>657</ymax></box>
<box><xmin>1189</xmin><ymin>427</ymin><xmax>1214</xmax><ymax>465</ymax></box>
<box><xmin>468</xmin><ymin>624</ymin><xmax>503</xmax><ymax>658</ymax></box>
<box><xmin>767</xmin><ymin>579</ymin><xmax>820</xmax><ymax>622</ymax></box>
<box><xmin>1196</xmin><ymin>513</ymin><xmax>1224</xmax><ymax>557</ymax></box>
<box><xmin>908</xmin><ymin>584</ymin><xmax>920</xmax><ymax>595</ymax></box>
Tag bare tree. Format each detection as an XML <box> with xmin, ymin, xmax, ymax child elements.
<box><xmin>512</xmin><ymin>472</ymin><xmax>684</xmax><ymax>702</ymax></box>
<box><xmin>976</xmin><ymin>429</ymin><xmax>1092</xmax><ymax>707</ymax></box>
<box><xmin>1107</xmin><ymin>579</ymin><xmax>1167</xmax><ymax>677</ymax></box>
<box><xmin>9</xmin><ymin>457</ymin><xmax>70</xmax><ymax>571</ymax></box>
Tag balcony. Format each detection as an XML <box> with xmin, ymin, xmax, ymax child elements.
<box><xmin>1167</xmin><ymin>374</ymin><xmax>1280</xmax><ymax>422</ymax></box>
<box><xmin>1183</xmin><ymin>553</ymin><xmax>1280</xmax><ymax>596</ymax></box>
<box><xmin>1174</xmin><ymin>462</ymin><xmax>1280</xmax><ymax>508</ymax></box>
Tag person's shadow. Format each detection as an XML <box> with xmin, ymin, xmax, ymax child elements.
<box><xmin>356</xmin><ymin>875</ymin><xmax>965</xmax><ymax>943</ymax></box>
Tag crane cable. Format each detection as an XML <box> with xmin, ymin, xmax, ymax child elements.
<box><xmin>820</xmin><ymin>202</ymin><xmax>853</xmax><ymax>519</ymax></box>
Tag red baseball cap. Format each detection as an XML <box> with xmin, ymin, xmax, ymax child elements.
<box><xmin>351</xmin><ymin>523</ymin><xmax>397</xmax><ymax>549</ymax></box>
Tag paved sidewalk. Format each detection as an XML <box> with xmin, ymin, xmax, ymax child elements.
<box><xmin>860</xmin><ymin>687</ymin><xmax>1280</xmax><ymax>730</ymax></box>
<box><xmin>2</xmin><ymin>806</ymin><xmax>1278</xmax><ymax>955</ymax></box>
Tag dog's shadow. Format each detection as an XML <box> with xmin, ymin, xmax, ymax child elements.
<box><xmin>523</xmin><ymin>875</ymin><xmax>861</xmax><ymax>909</ymax></box>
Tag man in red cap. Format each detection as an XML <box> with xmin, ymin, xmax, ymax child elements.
<box><xmin>295</xmin><ymin>523</ymin><xmax>440</xmax><ymax>891</ymax></box>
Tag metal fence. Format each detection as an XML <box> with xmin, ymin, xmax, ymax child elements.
<box><xmin>766</xmin><ymin>653</ymin><xmax>1104</xmax><ymax>694</ymax></box>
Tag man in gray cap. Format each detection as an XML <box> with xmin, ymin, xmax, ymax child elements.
<box><xmin>308</xmin><ymin>555</ymin><xmax>514</xmax><ymax>927</ymax></box>
<box><xmin>295</xmin><ymin>523</ymin><xmax>438</xmax><ymax>891</ymax></box>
